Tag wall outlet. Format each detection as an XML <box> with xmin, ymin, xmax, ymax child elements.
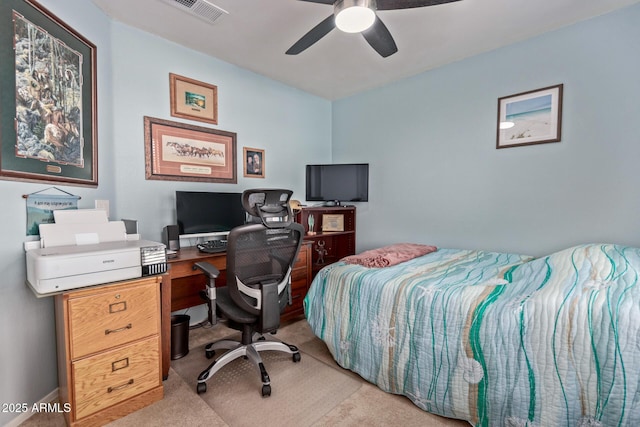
<box><xmin>24</xmin><ymin>240</ymin><xmax>41</xmax><ymax>251</ymax></box>
<box><xmin>95</xmin><ymin>199</ymin><xmax>110</xmax><ymax>218</ymax></box>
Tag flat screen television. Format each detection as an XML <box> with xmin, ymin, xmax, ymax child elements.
<box><xmin>305</xmin><ymin>163</ymin><xmax>369</xmax><ymax>204</ymax></box>
<box><xmin>176</xmin><ymin>191</ymin><xmax>246</xmax><ymax>239</ymax></box>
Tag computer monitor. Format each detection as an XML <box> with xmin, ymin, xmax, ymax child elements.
<box><xmin>175</xmin><ymin>191</ymin><xmax>246</xmax><ymax>239</ymax></box>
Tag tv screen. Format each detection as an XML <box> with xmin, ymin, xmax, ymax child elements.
<box><xmin>176</xmin><ymin>191</ymin><xmax>246</xmax><ymax>238</ymax></box>
<box><xmin>305</xmin><ymin>163</ymin><xmax>369</xmax><ymax>203</ymax></box>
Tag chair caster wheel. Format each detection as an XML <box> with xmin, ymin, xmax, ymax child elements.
<box><xmin>262</xmin><ymin>384</ymin><xmax>271</xmax><ymax>397</ymax></box>
<box><xmin>292</xmin><ymin>352</ymin><xmax>301</xmax><ymax>363</ymax></box>
<box><xmin>205</xmin><ymin>349</ymin><xmax>215</xmax><ymax>359</ymax></box>
<box><xmin>196</xmin><ymin>382</ymin><xmax>207</xmax><ymax>394</ymax></box>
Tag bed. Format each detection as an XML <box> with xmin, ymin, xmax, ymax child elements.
<box><xmin>304</xmin><ymin>243</ymin><xmax>640</xmax><ymax>426</ymax></box>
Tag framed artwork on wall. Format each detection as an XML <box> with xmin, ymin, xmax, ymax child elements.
<box><xmin>144</xmin><ymin>116</ymin><xmax>236</xmax><ymax>183</ymax></box>
<box><xmin>0</xmin><ymin>0</ymin><xmax>98</xmax><ymax>186</ymax></box>
<box><xmin>169</xmin><ymin>73</ymin><xmax>218</xmax><ymax>125</ymax></box>
<box><xmin>243</xmin><ymin>147</ymin><xmax>264</xmax><ymax>178</ymax></box>
<box><xmin>496</xmin><ymin>84</ymin><xmax>563</xmax><ymax>149</ymax></box>
<box><xmin>322</xmin><ymin>214</ymin><xmax>344</xmax><ymax>232</ymax></box>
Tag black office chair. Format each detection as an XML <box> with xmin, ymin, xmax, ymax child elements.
<box><xmin>193</xmin><ymin>189</ymin><xmax>304</xmax><ymax>397</ymax></box>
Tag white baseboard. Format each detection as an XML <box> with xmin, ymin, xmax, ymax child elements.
<box><xmin>4</xmin><ymin>388</ymin><xmax>59</xmax><ymax>427</ymax></box>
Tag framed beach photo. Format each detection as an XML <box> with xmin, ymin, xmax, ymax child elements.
<box><xmin>169</xmin><ymin>73</ymin><xmax>218</xmax><ymax>125</ymax></box>
<box><xmin>496</xmin><ymin>84</ymin><xmax>563</xmax><ymax>149</ymax></box>
<box><xmin>144</xmin><ymin>116</ymin><xmax>236</xmax><ymax>183</ymax></box>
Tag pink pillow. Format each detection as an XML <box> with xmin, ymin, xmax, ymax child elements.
<box><xmin>342</xmin><ymin>243</ymin><xmax>437</xmax><ymax>268</ymax></box>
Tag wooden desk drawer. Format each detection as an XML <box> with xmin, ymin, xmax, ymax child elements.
<box><xmin>291</xmin><ymin>265</ymin><xmax>309</xmax><ymax>282</ymax></box>
<box><xmin>72</xmin><ymin>336</ymin><xmax>160</xmax><ymax>420</ymax></box>
<box><xmin>291</xmin><ymin>243</ymin><xmax>310</xmax><ymax>282</ymax></box>
<box><xmin>169</xmin><ymin>255</ymin><xmax>226</xmax><ymax>279</ymax></box>
<box><xmin>288</xmin><ymin>284</ymin><xmax>306</xmax><ymax>312</ymax></box>
<box><xmin>68</xmin><ymin>280</ymin><xmax>159</xmax><ymax>359</ymax></box>
<box><xmin>294</xmin><ymin>244</ymin><xmax>309</xmax><ymax>266</ymax></box>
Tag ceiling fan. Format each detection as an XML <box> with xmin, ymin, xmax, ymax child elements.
<box><xmin>286</xmin><ymin>0</ymin><xmax>462</xmax><ymax>58</ymax></box>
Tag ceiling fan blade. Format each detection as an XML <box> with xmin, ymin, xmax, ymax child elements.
<box><xmin>296</xmin><ymin>0</ymin><xmax>335</xmax><ymax>3</ymax></box>
<box><xmin>286</xmin><ymin>15</ymin><xmax>336</xmax><ymax>55</ymax></box>
<box><xmin>376</xmin><ymin>0</ymin><xmax>461</xmax><ymax>11</ymax></box>
<box><xmin>362</xmin><ymin>17</ymin><xmax>398</xmax><ymax>58</ymax></box>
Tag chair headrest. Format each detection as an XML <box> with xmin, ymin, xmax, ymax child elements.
<box><xmin>242</xmin><ymin>189</ymin><xmax>294</xmax><ymax>228</ymax></box>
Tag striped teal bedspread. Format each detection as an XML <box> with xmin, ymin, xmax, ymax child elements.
<box><xmin>304</xmin><ymin>244</ymin><xmax>640</xmax><ymax>426</ymax></box>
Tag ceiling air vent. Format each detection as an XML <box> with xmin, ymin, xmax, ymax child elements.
<box><xmin>161</xmin><ymin>0</ymin><xmax>228</xmax><ymax>25</ymax></box>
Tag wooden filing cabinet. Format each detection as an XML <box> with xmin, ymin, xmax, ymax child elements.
<box><xmin>54</xmin><ymin>276</ymin><xmax>164</xmax><ymax>426</ymax></box>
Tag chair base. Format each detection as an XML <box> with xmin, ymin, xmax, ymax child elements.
<box><xmin>196</xmin><ymin>333</ymin><xmax>301</xmax><ymax>397</ymax></box>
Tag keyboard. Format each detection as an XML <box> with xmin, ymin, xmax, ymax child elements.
<box><xmin>197</xmin><ymin>239</ymin><xmax>228</xmax><ymax>254</ymax></box>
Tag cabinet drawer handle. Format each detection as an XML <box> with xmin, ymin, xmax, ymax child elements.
<box><xmin>105</xmin><ymin>323</ymin><xmax>132</xmax><ymax>335</ymax></box>
<box><xmin>107</xmin><ymin>379</ymin><xmax>134</xmax><ymax>393</ymax></box>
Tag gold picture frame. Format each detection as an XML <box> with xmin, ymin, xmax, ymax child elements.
<box><xmin>243</xmin><ymin>147</ymin><xmax>264</xmax><ymax>178</ymax></box>
<box><xmin>322</xmin><ymin>214</ymin><xmax>344</xmax><ymax>232</ymax></box>
<box><xmin>169</xmin><ymin>73</ymin><xmax>218</xmax><ymax>125</ymax></box>
<box><xmin>144</xmin><ymin>116</ymin><xmax>236</xmax><ymax>183</ymax></box>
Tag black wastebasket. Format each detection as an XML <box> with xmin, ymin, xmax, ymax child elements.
<box><xmin>171</xmin><ymin>314</ymin><xmax>190</xmax><ymax>360</ymax></box>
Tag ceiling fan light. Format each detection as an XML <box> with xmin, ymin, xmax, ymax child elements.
<box><xmin>335</xmin><ymin>0</ymin><xmax>376</xmax><ymax>33</ymax></box>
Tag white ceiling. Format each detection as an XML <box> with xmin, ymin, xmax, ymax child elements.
<box><xmin>90</xmin><ymin>0</ymin><xmax>639</xmax><ymax>100</ymax></box>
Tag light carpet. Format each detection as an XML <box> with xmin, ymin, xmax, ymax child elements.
<box><xmin>19</xmin><ymin>319</ymin><xmax>470</xmax><ymax>426</ymax></box>
<box><xmin>171</xmin><ymin>339</ymin><xmax>362</xmax><ymax>427</ymax></box>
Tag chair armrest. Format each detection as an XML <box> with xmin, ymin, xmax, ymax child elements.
<box><xmin>193</xmin><ymin>262</ymin><xmax>219</xmax><ymax>326</ymax></box>
<box><xmin>193</xmin><ymin>262</ymin><xmax>220</xmax><ymax>278</ymax></box>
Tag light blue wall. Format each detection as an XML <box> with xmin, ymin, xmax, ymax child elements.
<box><xmin>109</xmin><ymin>23</ymin><xmax>330</xmax><ymax>242</ymax></box>
<box><xmin>0</xmin><ymin>1</ymin><xmax>114</xmax><ymax>424</ymax></box>
<box><xmin>332</xmin><ymin>4</ymin><xmax>640</xmax><ymax>256</ymax></box>
<box><xmin>2</xmin><ymin>0</ymin><xmax>639</xmax><ymax>423</ymax></box>
<box><xmin>0</xmin><ymin>1</ymin><xmax>330</xmax><ymax>424</ymax></box>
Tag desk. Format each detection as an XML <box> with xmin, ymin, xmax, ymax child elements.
<box><xmin>160</xmin><ymin>242</ymin><xmax>311</xmax><ymax>379</ymax></box>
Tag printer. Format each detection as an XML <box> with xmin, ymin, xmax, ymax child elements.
<box><xmin>26</xmin><ymin>209</ymin><xmax>167</xmax><ymax>296</ymax></box>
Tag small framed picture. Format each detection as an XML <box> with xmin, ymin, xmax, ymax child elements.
<box><xmin>243</xmin><ymin>147</ymin><xmax>264</xmax><ymax>178</ymax></box>
<box><xmin>322</xmin><ymin>214</ymin><xmax>344</xmax><ymax>232</ymax></box>
<box><xmin>496</xmin><ymin>84</ymin><xmax>563</xmax><ymax>149</ymax></box>
<box><xmin>169</xmin><ymin>73</ymin><xmax>218</xmax><ymax>125</ymax></box>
